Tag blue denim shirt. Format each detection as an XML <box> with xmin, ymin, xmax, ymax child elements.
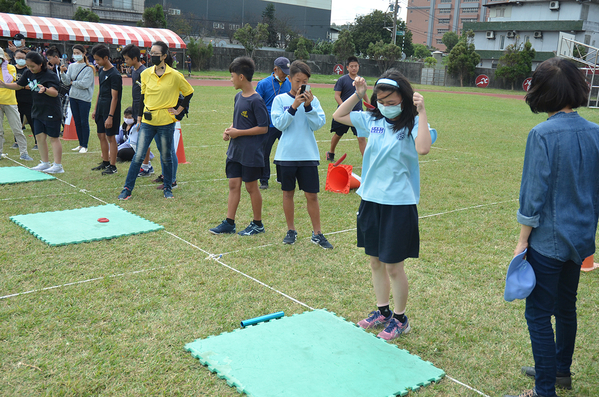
<box><xmin>518</xmin><ymin>111</ymin><xmax>599</xmax><ymax>265</ymax></box>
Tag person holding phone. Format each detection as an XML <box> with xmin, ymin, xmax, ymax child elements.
<box><xmin>271</xmin><ymin>60</ymin><xmax>333</xmax><ymax>249</ymax></box>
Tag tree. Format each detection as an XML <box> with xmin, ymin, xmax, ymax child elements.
<box><xmin>138</xmin><ymin>4</ymin><xmax>167</xmax><ymax>28</ymax></box>
<box><xmin>0</xmin><ymin>0</ymin><xmax>31</xmax><ymax>14</ymax></box>
<box><xmin>446</xmin><ymin>30</ymin><xmax>480</xmax><ymax>87</ymax></box>
<box><xmin>333</xmin><ymin>30</ymin><xmax>355</xmax><ymax>62</ymax></box>
<box><xmin>424</xmin><ymin>57</ymin><xmax>437</xmax><ymax>68</ymax></box>
<box><xmin>312</xmin><ymin>40</ymin><xmax>333</xmax><ymax>55</ymax></box>
<box><xmin>350</xmin><ymin>10</ymin><xmax>393</xmax><ymax>55</ymax></box>
<box><xmin>234</xmin><ymin>23</ymin><xmax>268</xmax><ymax>59</ymax></box>
<box><xmin>167</xmin><ymin>14</ymin><xmax>192</xmax><ymax>40</ymax></box>
<box><xmin>366</xmin><ymin>40</ymin><xmax>403</xmax><ymax>73</ymax></box>
<box><xmin>262</xmin><ymin>3</ymin><xmax>278</xmax><ymax>47</ymax></box>
<box><xmin>294</xmin><ymin>37</ymin><xmax>311</xmax><ymax>60</ymax></box>
<box><xmin>187</xmin><ymin>38</ymin><xmax>213</xmax><ymax>71</ymax></box>
<box><xmin>286</xmin><ymin>36</ymin><xmax>313</xmax><ymax>54</ymax></box>
<box><xmin>442</xmin><ymin>31</ymin><xmax>459</xmax><ymax>53</ymax></box>
<box><xmin>413</xmin><ymin>43</ymin><xmax>431</xmax><ymax>60</ymax></box>
<box><xmin>495</xmin><ymin>40</ymin><xmax>536</xmax><ymax>90</ymax></box>
<box><xmin>73</xmin><ymin>7</ymin><xmax>100</xmax><ymax>23</ymax></box>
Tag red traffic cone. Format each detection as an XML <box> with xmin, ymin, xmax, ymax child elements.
<box><xmin>325</xmin><ymin>153</ymin><xmax>361</xmax><ymax>194</ymax></box>
<box><xmin>62</xmin><ymin>103</ymin><xmax>78</xmax><ymax>141</ymax></box>
<box><xmin>174</xmin><ymin>122</ymin><xmax>189</xmax><ymax>164</ymax></box>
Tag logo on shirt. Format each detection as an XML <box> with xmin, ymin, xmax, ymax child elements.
<box><xmin>370</xmin><ymin>126</ymin><xmax>384</xmax><ymax>134</ymax></box>
<box><xmin>283</xmin><ymin>106</ymin><xmax>290</xmax><ymax>111</ymax></box>
<box><xmin>241</xmin><ymin>110</ymin><xmax>248</xmax><ymax>118</ymax></box>
<box><xmin>397</xmin><ymin>131</ymin><xmax>406</xmax><ymax>140</ymax></box>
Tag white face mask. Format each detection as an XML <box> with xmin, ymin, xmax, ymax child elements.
<box><xmin>14</xmin><ymin>40</ymin><xmax>22</xmax><ymax>47</ymax></box>
<box><xmin>377</xmin><ymin>102</ymin><xmax>403</xmax><ymax>119</ymax></box>
<box><xmin>124</xmin><ymin>118</ymin><xmax>135</xmax><ymax>125</ymax></box>
<box><xmin>16</xmin><ymin>59</ymin><xmax>26</xmax><ymax>66</ymax></box>
<box><xmin>73</xmin><ymin>54</ymin><xmax>84</xmax><ymax>62</ymax></box>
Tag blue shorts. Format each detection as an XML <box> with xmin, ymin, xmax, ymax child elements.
<box><xmin>279</xmin><ymin>165</ymin><xmax>319</xmax><ymax>193</ymax></box>
<box><xmin>226</xmin><ymin>159</ymin><xmax>262</xmax><ymax>182</ymax></box>
<box><xmin>357</xmin><ymin>200</ymin><xmax>419</xmax><ymax>263</ymax></box>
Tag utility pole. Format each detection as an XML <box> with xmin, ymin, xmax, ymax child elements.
<box><xmin>392</xmin><ymin>0</ymin><xmax>399</xmax><ymax>45</ymax></box>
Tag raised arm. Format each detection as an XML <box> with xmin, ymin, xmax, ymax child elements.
<box><xmin>333</xmin><ymin>76</ymin><xmax>367</xmax><ymax>126</ymax></box>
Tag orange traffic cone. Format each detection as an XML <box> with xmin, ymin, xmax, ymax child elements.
<box><xmin>325</xmin><ymin>153</ymin><xmax>361</xmax><ymax>194</ymax></box>
<box><xmin>581</xmin><ymin>255</ymin><xmax>599</xmax><ymax>272</ymax></box>
<box><xmin>62</xmin><ymin>103</ymin><xmax>78</xmax><ymax>141</ymax></box>
<box><xmin>174</xmin><ymin>121</ymin><xmax>189</xmax><ymax>164</ymax></box>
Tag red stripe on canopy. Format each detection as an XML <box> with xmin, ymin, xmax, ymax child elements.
<box><xmin>0</xmin><ymin>12</ymin><xmax>186</xmax><ymax>48</ymax></box>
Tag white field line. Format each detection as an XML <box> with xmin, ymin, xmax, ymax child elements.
<box><xmin>2</xmin><ymin>159</ymin><xmax>491</xmax><ymax>396</ymax></box>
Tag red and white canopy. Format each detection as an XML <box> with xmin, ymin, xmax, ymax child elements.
<box><xmin>0</xmin><ymin>12</ymin><xmax>186</xmax><ymax>49</ymax></box>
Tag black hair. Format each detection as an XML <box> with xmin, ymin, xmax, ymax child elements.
<box><xmin>46</xmin><ymin>46</ymin><xmax>61</xmax><ymax>58</ymax></box>
<box><xmin>289</xmin><ymin>60</ymin><xmax>311</xmax><ymax>78</ymax></box>
<box><xmin>229</xmin><ymin>56</ymin><xmax>255</xmax><ymax>81</ymax></box>
<box><xmin>124</xmin><ymin>106</ymin><xmax>133</xmax><ymax>115</ymax></box>
<box><xmin>15</xmin><ymin>49</ymin><xmax>27</xmax><ymax>56</ymax></box>
<box><xmin>91</xmin><ymin>44</ymin><xmax>110</xmax><ymax>59</ymax></box>
<box><xmin>151</xmin><ymin>41</ymin><xmax>173</xmax><ymax>67</ymax></box>
<box><xmin>369</xmin><ymin>69</ymin><xmax>417</xmax><ymax>134</ymax></box>
<box><xmin>525</xmin><ymin>57</ymin><xmax>589</xmax><ymax>114</ymax></box>
<box><xmin>121</xmin><ymin>44</ymin><xmax>141</xmax><ymax>62</ymax></box>
<box><xmin>25</xmin><ymin>51</ymin><xmax>47</xmax><ymax>72</ymax></box>
<box><xmin>346</xmin><ymin>56</ymin><xmax>359</xmax><ymax>65</ymax></box>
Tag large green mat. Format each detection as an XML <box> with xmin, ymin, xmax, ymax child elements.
<box><xmin>185</xmin><ymin>309</ymin><xmax>445</xmax><ymax>397</ymax></box>
<box><xmin>10</xmin><ymin>204</ymin><xmax>164</xmax><ymax>246</ymax></box>
<box><xmin>0</xmin><ymin>166</ymin><xmax>56</xmax><ymax>184</ymax></box>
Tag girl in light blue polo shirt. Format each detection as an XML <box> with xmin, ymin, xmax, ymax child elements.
<box><xmin>333</xmin><ymin>69</ymin><xmax>437</xmax><ymax>341</ymax></box>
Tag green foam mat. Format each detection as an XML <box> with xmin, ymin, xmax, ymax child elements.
<box><xmin>10</xmin><ymin>204</ymin><xmax>164</xmax><ymax>246</ymax></box>
<box><xmin>185</xmin><ymin>309</ymin><xmax>445</xmax><ymax>397</ymax></box>
<box><xmin>0</xmin><ymin>166</ymin><xmax>56</xmax><ymax>184</ymax></box>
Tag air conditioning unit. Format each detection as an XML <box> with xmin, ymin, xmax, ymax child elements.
<box><xmin>486</xmin><ymin>31</ymin><xmax>495</xmax><ymax>39</ymax></box>
<box><xmin>168</xmin><ymin>8</ymin><xmax>181</xmax><ymax>15</ymax></box>
<box><xmin>534</xmin><ymin>31</ymin><xmax>543</xmax><ymax>39</ymax></box>
<box><xmin>549</xmin><ymin>1</ymin><xmax>560</xmax><ymax>10</ymax></box>
<box><xmin>507</xmin><ymin>30</ymin><xmax>516</xmax><ymax>38</ymax></box>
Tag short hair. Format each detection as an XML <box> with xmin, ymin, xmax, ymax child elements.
<box><xmin>369</xmin><ymin>68</ymin><xmax>417</xmax><ymax>134</ymax></box>
<box><xmin>346</xmin><ymin>56</ymin><xmax>359</xmax><ymax>66</ymax></box>
<box><xmin>289</xmin><ymin>60</ymin><xmax>311</xmax><ymax>78</ymax></box>
<box><xmin>121</xmin><ymin>44</ymin><xmax>140</xmax><ymax>62</ymax></box>
<box><xmin>46</xmin><ymin>46</ymin><xmax>61</xmax><ymax>58</ymax></box>
<box><xmin>91</xmin><ymin>44</ymin><xmax>110</xmax><ymax>59</ymax></box>
<box><xmin>15</xmin><ymin>49</ymin><xmax>27</xmax><ymax>57</ymax></box>
<box><xmin>25</xmin><ymin>51</ymin><xmax>47</xmax><ymax>72</ymax></box>
<box><xmin>229</xmin><ymin>56</ymin><xmax>255</xmax><ymax>81</ymax></box>
<box><xmin>124</xmin><ymin>106</ymin><xmax>133</xmax><ymax>115</ymax></box>
<box><xmin>525</xmin><ymin>57</ymin><xmax>589</xmax><ymax>113</ymax></box>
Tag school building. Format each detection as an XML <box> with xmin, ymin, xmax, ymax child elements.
<box><xmin>25</xmin><ymin>0</ymin><xmax>144</xmax><ymax>26</ymax></box>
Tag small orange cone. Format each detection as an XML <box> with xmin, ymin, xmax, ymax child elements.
<box><xmin>581</xmin><ymin>255</ymin><xmax>599</xmax><ymax>272</ymax></box>
<box><xmin>174</xmin><ymin>121</ymin><xmax>189</xmax><ymax>164</ymax></box>
<box><xmin>325</xmin><ymin>153</ymin><xmax>361</xmax><ymax>194</ymax></box>
<box><xmin>62</xmin><ymin>103</ymin><xmax>78</xmax><ymax>141</ymax></box>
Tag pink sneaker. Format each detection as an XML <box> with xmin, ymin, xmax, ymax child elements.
<box><xmin>357</xmin><ymin>310</ymin><xmax>392</xmax><ymax>329</ymax></box>
<box><xmin>377</xmin><ymin>317</ymin><xmax>411</xmax><ymax>341</ymax></box>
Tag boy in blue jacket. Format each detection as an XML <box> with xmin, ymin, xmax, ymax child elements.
<box><xmin>271</xmin><ymin>61</ymin><xmax>333</xmax><ymax>249</ymax></box>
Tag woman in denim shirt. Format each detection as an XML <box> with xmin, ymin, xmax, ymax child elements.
<box><xmin>505</xmin><ymin>58</ymin><xmax>599</xmax><ymax>397</ymax></box>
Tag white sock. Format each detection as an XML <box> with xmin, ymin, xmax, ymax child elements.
<box><xmin>141</xmin><ymin>163</ymin><xmax>150</xmax><ymax>171</ymax></box>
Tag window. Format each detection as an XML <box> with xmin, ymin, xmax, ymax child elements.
<box><xmin>463</xmin><ymin>0</ymin><xmax>478</xmax><ymax>2</ymax></box>
<box><xmin>93</xmin><ymin>0</ymin><xmax>133</xmax><ymax>8</ymax></box>
<box><xmin>437</xmin><ymin>29</ymin><xmax>449</xmax><ymax>34</ymax></box>
<box><xmin>436</xmin><ymin>39</ymin><xmax>444</xmax><ymax>44</ymax></box>
<box><xmin>438</xmin><ymin>18</ymin><xmax>450</xmax><ymax>24</ymax></box>
<box><xmin>524</xmin><ymin>35</ymin><xmax>530</xmax><ymax>43</ymax></box>
<box><xmin>461</xmin><ymin>7</ymin><xmax>478</xmax><ymax>13</ymax></box>
<box><xmin>229</xmin><ymin>24</ymin><xmax>240</xmax><ymax>30</ymax></box>
<box><xmin>438</xmin><ymin>8</ymin><xmax>451</xmax><ymax>14</ymax></box>
<box><xmin>500</xmin><ymin>35</ymin><xmax>505</xmax><ymax>49</ymax></box>
<box><xmin>440</xmin><ymin>0</ymin><xmax>452</xmax><ymax>2</ymax></box>
<box><xmin>461</xmin><ymin>18</ymin><xmax>477</xmax><ymax>23</ymax></box>
<box><xmin>213</xmin><ymin>22</ymin><xmax>225</xmax><ymax>29</ymax></box>
<box><xmin>495</xmin><ymin>8</ymin><xmax>505</xmax><ymax>17</ymax></box>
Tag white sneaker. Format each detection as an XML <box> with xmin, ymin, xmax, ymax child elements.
<box><xmin>43</xmin><ymin>163</ymin><xmax>64</xmax><ymax>174</ymax></box>
<box><xmin>71</xmin><ymin>146</ymin><xmax>82</xmax><ymax>151</ymax></box>
<box><xmin>79</xmin><ymin>147</ymin><xmax>88</xmax><ymax>153</ymax></box>
<box><xmin>31</xmin><ymin>161</ymin><xmax>51</xmax><ymax>171</ymax></box>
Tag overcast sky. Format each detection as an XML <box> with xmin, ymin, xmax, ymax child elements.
<box><xmin>330</xmin><ymin>0</ymin><xmax>408</xmax><ymax>25</ymax></box>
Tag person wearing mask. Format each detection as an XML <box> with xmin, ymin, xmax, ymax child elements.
<box><xmin>60</xmin><ymin>44</ymin><xmax>95</xmax><ymax>153</ymax></box>
<box><xmin>0</xmin><ymin>47</ymin><xmax>33</xmax><ymax>161</ymax></box>
<box><xmin>13</xmin><ymin>49</ymin><xmax>37</xmax><ymax>150</ymax></box>
<box><xmin>6</xmin><ymin>34</ymin><xmax>29</xmax><ymax>62</ymax></box>
<box><xmin>46</xmin><ymin>46</ymin><xmax>69</xmax><ymax>134</ymax></box>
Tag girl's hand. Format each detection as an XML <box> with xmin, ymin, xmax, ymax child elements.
<box><xmin>413</xmin><ymin>92</ymin><xmax>425</xmax><ymax>113</ymax></box>
<box><xmin>38</xmin><ymin>84</ymin><xmax>46</xmax><ymax>94</ymax></box>
<box><xmin>353</xmin><ymin>76</ymin><xmax>368</xmax><ymax>99</ymax></box>
<box><xmin>514</xmin><ymin>241</ymin><xmax>528</xmax><ymax>257</ymax></box>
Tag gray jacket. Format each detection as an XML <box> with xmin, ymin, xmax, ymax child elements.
<box><xmin>61</xmin><ymin>62</ymin><xmax>95</xmax><ymax>103</ymax></box>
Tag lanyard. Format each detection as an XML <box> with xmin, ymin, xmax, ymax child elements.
<box><xmin>271</xmin><ymin>74</ymin><xmax>283</xmax><ymax>96</ymax></box>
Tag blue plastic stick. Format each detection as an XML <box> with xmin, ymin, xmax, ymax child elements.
<box><xmin>240</xmin><ymin>311</ymin><xmax>284</xmax><ymax>328</ymax></box>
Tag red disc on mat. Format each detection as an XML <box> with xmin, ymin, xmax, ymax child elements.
<box><xmin>97</xmin><ymin>218</ymin><xmax>109</xmax><ymax>223</ymax></box>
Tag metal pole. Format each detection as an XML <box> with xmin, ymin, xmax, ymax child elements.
<box><xmin>392</xmin><ymin>0</ymin><xmax>400</xmax><ymax>45</ymax></box>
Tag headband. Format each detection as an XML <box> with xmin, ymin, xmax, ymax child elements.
<box><xmin>375</xmin><ymin>78</ymin><xmax>399</xmax><ymax>88</ymax></box>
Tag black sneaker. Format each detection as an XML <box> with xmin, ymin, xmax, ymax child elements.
<box><xmin>325</xmin><ymin>151</ymin><xmax>334</xmax><ymax>162</ymax></box>
<box><xmin>283</xmin><ymin>229</ymin><xmax>297</xmax><ymax>244</ymax></box>
<box><xmin>92</xmin><ymin>162</ymin><xmax>109</xmax><ymax>171</ymax></box>
<box><xmin>521</xmin><ymin>366</ymin><xmax>572</xmax><ymax>390</ymax></box>
<box><xmin>153</xmin><ymin>174</ymin><xmax>164</xmax><ymax>183</ymax></box>
<box><xmin>101</xmin><ymin>165</ymin><xmax>117</xmax><ymax>175</ymax></box>
<box><xmin>311</xmin><ymin>232</ymin><xmax>333</xmax><ymax>249</ymax></box>
<box><xmin>259</xmin><ymin>181</ymin><xmax>269</xmax><ymax>190</ymax></box>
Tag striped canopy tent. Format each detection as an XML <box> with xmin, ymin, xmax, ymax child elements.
<box><xmin>0</xmin><ymin>12</ymin><xmax>186</xmax><ymax>49</ymax></box>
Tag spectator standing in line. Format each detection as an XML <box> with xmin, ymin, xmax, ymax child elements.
<box><xmin>13</xmin><ymin>49</ymin><xmax>38</xmax><ymax>150</ymax></box>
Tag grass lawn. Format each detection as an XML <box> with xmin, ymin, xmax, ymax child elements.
<box><xmin>1</xmin><ymin>81</ymin><xmax>598</xmax><ymax>397</ymax></box>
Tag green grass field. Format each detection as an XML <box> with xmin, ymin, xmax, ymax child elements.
<box><xmin>1</xmin><ymin>80</ymin><xmax>598</xmax><ymax>397</ymax></box>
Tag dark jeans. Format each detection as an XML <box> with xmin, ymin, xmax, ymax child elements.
<box><xmin>124</xmin><ymin>122</ymin><xmax>175</xmax><ymax>192</ymax></box>
<box><xmin>69</xmin><ymin>97</ymin><xmax>91</xmax><ymax>148</ymax></box>
<box><xmin>525</xmin><ymin>247</ymin><xmax>580</xmax><ymax>397</ymax></box>
<box><xmin>260</xmin><ymin>126</ymin><xmax>282</xmax><ymax>184</ymax></box>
